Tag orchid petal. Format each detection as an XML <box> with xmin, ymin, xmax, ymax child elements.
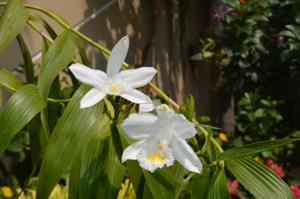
<box><xmin>121</xmin><ymin>113</ymin><xmax>159</xmax><ymax>140</ymax></box>
<box><xmin>171</xmin><ymin>136</ymin><xmax>202</xmax><ymax>173</ymax></box>
<box><xmin>121</xmin><ymin>140</ymin><xmax>146</xmax><ymax>162</ymax></box>
<box><xmin>139</xmin><ymin>102</ymin><xmax>155</xmax><ymax>113</ymax></box>
<box><xmin>69</xmin><ymin>64</ymin><xmax>107</xmax><ymax>89</ymax></box>
<box><xmin>107</xmin><ymin>36</ymin><xmax>129</xmax><ymax>77</ymax></box>
<box><xmin>116</xmin><ymin>67</ymin><xmax>157</xmax><ymax>88</ymax></box>
<box><xmin>172</xmin><ymin>114</ymin><xmax>197</xmax><ymax>139</ymax></box>
<box><xmin>120</xmin><ymin>89</ymin><xmax>152</xmax><ymax>104</ymax></box>
<box><xmin>80</xmin><ymin>88</ymin><xmax>106</xmax><ymax>108</ymax></box>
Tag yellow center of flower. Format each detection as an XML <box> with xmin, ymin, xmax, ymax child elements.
<box><xmin>147</xmin><ymin>144</ymin><xmax>166</xmax><ymax>163</ymax></box>
<box><xmin>147</xmin><ymin>153</ymin><xmax>166</xmax><ymax>163</ymax></box>
<box><xmin>110</xmin><ymin>84</ymin><xmax>120</xmax><ymax>94</ymax></box>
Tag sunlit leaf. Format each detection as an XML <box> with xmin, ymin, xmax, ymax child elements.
<box><xmin>226</xmin><ymin>157</ymin><xmax>294</xmax><ymax>199</ymax></box>
<box><xmin>0</xmin><ymin>84</ymin><xmax>46</xmax><ymax>154</ymax></box>
<box><xmin>207</xmin><ymin>169</ymin><xmax>231</xmax><ymax>199</ymax></box>
<box><xmin>36</xmin><ymin>85</ymin><xmax>105</xmax><ymax>199</ymax></box>
<box><xmin>0</xmin><ymin>0</ymin><xmax>28</xmax><ymax>54</ymax></box>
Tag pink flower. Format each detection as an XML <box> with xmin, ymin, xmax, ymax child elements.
<box><xmin>290</xmin><ymin>185</ymin><xmax>300</xmax><ymax>198</ymax></box>
<box><xmin>265</xmin><ymin>159</ymin><xmax>274</xmax><ymax>168</ymax></box>
<box><xmin>228</xmin><ymin>180</ymin><xmax>239</xmax><ymax>196</ymax></box>
<box><xmin>265</xmin><ymin>159</ymin><xmax>285</xmax><ymax>178</ymax></box>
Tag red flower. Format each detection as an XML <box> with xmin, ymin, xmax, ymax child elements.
<box><xmin>239</xmin><ymin>0</ymin><xmax>246</xmax><ymax>4</ymax></box>
<box><xmin>290</xmin><ymin>185</ymin><xmax>300</xmax><ymax>198</ymax></box>
<box><xmin>265</xmin><ymin>159</ymin><xmax>285</xmax><ymax>178</ymax></box>
<box><xmin>228</xmin><ymin>180</ymin><xmax>239</xmax><ymax>196</ymax></box>
<box><xmin>273</xmin><ymin>165</ymin><xmax>285</xmax><ymax>178</ymax></box>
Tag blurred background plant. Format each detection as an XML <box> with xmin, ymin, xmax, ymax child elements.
<box><xmin>193</xmin><ymin>0</ymin><xmax>300</xmax><ymax>197</ymax></box>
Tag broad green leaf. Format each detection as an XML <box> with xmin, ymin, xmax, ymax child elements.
<box><xmin>103</xmin><ymin>131</ymin><xmax>126</xmax><ymax>198</ymax></box>
<box><xmin>219</xmin><ymin>138</ymin><xmax>300</xmax><ymax>160</ymax></box>
<box><xmin>16</xmin><ymin>35</ymin><xmax>35</xmax><ymax>83</ymax></box>
<box><xmin>37</xmin><ymin>30</ymin><xmax>76</xmax><ymax>139</ymax></box>
<box><xmin>37</xmin><ymin>30</ymin><xmax>76</xmax><ymax>98</ymax></box>
<box><xmin>69</xmin><ymin>114</ymin><xmax>110</xmax><ymax>199</ymax></box>
<box><xmin>36</xmin><ymin>85</ymin><xmax>105</xmax><ymax>199</ymax></box>
<box><xmin>191</xmin><ymin>166</ymin><xmax>212</xmax><ymax>199</ymax></box>
<box><xmin>0</xmin><ymin>68</ymin><xmax>23</xmax><ymax>91</ymax></box>
<box><xmin>144</xmin><ymin>170</ymin><xmax>174</xmax><ymax>199</ymax></box>
<box><xmin>0</xmin><ymin>0</ymin><xmax>28</xmax><ymax>54</ymax></box>
<box><xmin>226</xmin><ymin>157</ymin><xmax>294</xmax><ymax>199</ymax></box>
<box><xmin>207</xmin><ymin>169</ymin><xmax>231</xmax><ymax>199</ymax></box>
<box><xmin>0</xmin><ymin>84</ymin><xmax>46</xmax><ymax>154</ymax></box>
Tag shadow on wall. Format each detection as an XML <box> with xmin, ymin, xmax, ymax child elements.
<box><xmin>80</xmin><ymin>0</ymin><xmax>216</xmax><ymax>118</ymax></box>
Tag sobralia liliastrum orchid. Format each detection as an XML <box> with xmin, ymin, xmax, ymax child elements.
<box><xmin>121</xmin><ymin>104</ymin><xmax>203</xmax><ymax>173</ymax></box>
<box><xmin>69</xmin><ymin>36</ymin><xmax>157</xmax><ymax>108</ymax></box>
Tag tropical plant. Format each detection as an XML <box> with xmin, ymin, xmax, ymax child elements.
<box><xmin>0</xmin><ymin>0</ymin><xmax>299</xmax><ymax>198</ymax></box>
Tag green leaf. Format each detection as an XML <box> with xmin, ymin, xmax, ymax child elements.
<box><xmin>103</xmin><ymin>131</ymin><xmax>126</xmax><ymax>198</ymax></box>
<box><xmin>219</xmin><ymin>138</ymin><xmax>300</xmax><ymax>160</ymax></box>
<box><xmin>191</xmin><ymin>167</ymin><xmax>212</xmax><ymax>199</ymax></box>
<box><xmin>0</xmin><ymin>68</ymin><xmax>23</xmax><ymax>91</ymax></box>
<box><xmin>0</xmin><ymin>0</ymin><xmax>29</xmax><ymax>54</ymax></box>
<box><xmin>0</xmin><ymin>84</ymin><xmax>46</xmax><ymax>154</ymax></box>
<box><xmin>144</xmin><ymin>170</ymin><xmax>174</xmax><ymax>199</ymax></box>
<box><xmin>16</xmin><ymin>35</ymin><xmax>35</xmax><ymax>83</ymax></box>
<box><xmin>207</xmin><ymin>169</ymin><xmax>231</xmax><ymax>199</ymax></box>
<box><xmin>37</xmin><ymin>30</ymin><xmax>76</xmax><ymax>140</ymax></box>
<box><xmin>28</xmin><ymin>13</ymin><xmax>57</xmax><ymax>39</ymax></box>
<box><xmin>36</xmin><ymin>85</ymin><xmax>106</xmax><ymax>199</ymax></box>
<box><xmin>179</xmin><ymin>94</ymin><xmax>195</xmax><ymax>120</ymax></box>
<box><xmin>226</xmin><ymin>157</ymin><xmax>294</xmax><ymax>199</ymax></box>
<box><xmin>69</xmin><ymin>114</ymin><xmax>111</xmax><ymax>199</ymax></box>
<box><xmin>37</xmin><ymin>30</ymin><xmax>76</xmax><ymax>99</ymax></box>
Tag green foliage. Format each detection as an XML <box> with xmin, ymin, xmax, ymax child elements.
<box><xmin>0</xmin><ymin>0</ymin><xmax>28</xmax><ymax>54</ymax></box>
<box><xmin>226</xmin><ymin>157</ymin><xmax>294</xmax><ymax>199</ymax></box>
<box><xmin>0</xmin><ymin>85</ymin><xmax>46</xmax><ymax>154</ymax></box>
<box><xmin>194</xmin><ymin>0</ymin><xmax>300</xmax><ymax>180</ymax></box>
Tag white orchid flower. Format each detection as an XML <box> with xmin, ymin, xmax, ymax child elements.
<box><xmin>121</xmin><ymin>104</ymin><xmax>202</xmax><ymax>173</ymax></box>
<box><xmin>138</xmin><ymin>99</ymin><xmax>161</xmax><ymax>113</ymax></box>
<box><xmin>69</xmin><ymin>36</ymin><xmax>157</xmax><ymax>108</ymax></box>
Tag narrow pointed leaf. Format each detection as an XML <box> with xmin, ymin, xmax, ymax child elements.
<box><xmin>207</xmin><ymin>169</ymin><xmax>231</xmax><ymax>199</ymax></box>
<box><xmin>191</xmin><ymin>167</ymin><xmax>212</xmax><ymax>199</ymax></box>
<box><xmin>16</xmin><ymin>35</ymin><xmax>35</xmax><ymax>83</ymax></box>
<box><xmin>37</xmin><ymin>30</ymin><xmax>76</xmax><ymax>98</ymax></box>
<box><xmin>0</xmin><ymin>0</ymin><xmax>28</xmax><ymax>54</ymax></box>
<box><xmin>219</xmin><ymin>138</ymin><xmax>300</xmax><ymax>160</ymax></box>
<box><xmin>0</xmin><ymin>84</ymin><xmax>46</xmax><ymax>154</ymax></box>
<box><xmin>226</xmin><ymin>157</ymin><xmax>294</xmax><ymax>199</ymax></box>
<box><xmin>37</xmin><ymin>85</ymin><xmax>104</xmax><ymax>199</ymax></box>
